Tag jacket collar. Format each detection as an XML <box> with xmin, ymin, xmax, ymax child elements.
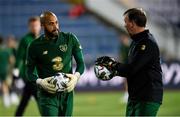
<box><xmin>131</xmin><ymin>30</ymin><xmax>149</xmax><ymax>42</ymax></box>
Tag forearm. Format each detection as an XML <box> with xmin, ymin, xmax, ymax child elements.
<box><xmin>112</xmin><ymin>62</ymin><xmax>130</xmax><ymax>77</ymax></box>
<box><xmin>15</xmin><ymin>39</ymin><xmax>26</xmax><ymax>69</ymax></box>
<box><xmin>26</xmin><ymin>66</ymin><xmax>38</xmax><ymax>83</ymax></box>
<box><xmin>74</xmin><ymin>50</ymin><xmax>85</xmax><ymax>75</ymax></box>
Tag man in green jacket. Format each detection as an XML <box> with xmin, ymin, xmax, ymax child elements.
<box><xmin>14</xmin><ymin>16</ymin><xmax>41</xmax><ymax>116</ymax></box>
<box><xmin>26</xmin><ymin>11</ymin><xmax>85</xmax><ymax>116</ymax></box>
<box><xmin>0</xmin><ymin>36</ymin><xmax>12</xmax><ymax>108</ymax></box>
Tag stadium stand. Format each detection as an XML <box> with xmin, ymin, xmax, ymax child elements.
<box><xmin>0</xmin><ymin>0</ymin><xmax>119</xmax><ymax>59</ymax></box>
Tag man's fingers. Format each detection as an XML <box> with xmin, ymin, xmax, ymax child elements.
<box><xmin>46</xmin><ymin>90</ymin><xmax>56</xmax><ymax>94</ymax></box>
<box><xmin>65</xmin><ymin>74</ymin><xmax>74</xmax><ymax>79</ymax></box>
<box><xmin>65</xmin><ymin>85</ymin><xmax>74</xmax><ymax>92</ymax></box>
<box><xmin>46</xmin><ymin>83</ymin><xmax>56</xmax><ymax>88</ymax></box>
<box><xmin>66</xmin><ymin>80</ymin><xmax>74</xmax><ymax>87</ymax></box>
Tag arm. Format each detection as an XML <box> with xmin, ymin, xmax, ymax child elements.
<box><xmin>15</xmin><ymin>38</ymin><xmax>26</xmax><ymax>69</ymax></box>
<box><xmin>72</xmin><ymin>33</ymin><xmax>85</xmax><ymax>75</ymax></box>
<box><xmin>113</xmin><ymin>41</ymin><xmax>155</xmax><ymax>77</ymax></box>
<box><xmin>65</xmin><ymin>33</ymin><xmax>85</xmax><ymax>92</ymax></box>
<box><xmin>26</xmin><ymin>43</ymin><xmax>58</xmax><ymax>93</ymax></box>
<box><xmin>73</xmin><ymin>50</ymin><xmax>85</xmax><ymax>75</ymax></box>
<box><xmin>26</xmin><ymin>43</ymin><xmax>38</xmax><ymax>83</ymax></box>
<box><xmin>13</xmin><ymin>38</ymin><xmax>26</xmax><ymax>77</ymax></box>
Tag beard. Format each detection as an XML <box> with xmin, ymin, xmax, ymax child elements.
<box><xmin>45</xmin><ymin>28</ymin><xmax>60</xmax><ymax>39</ymax></box>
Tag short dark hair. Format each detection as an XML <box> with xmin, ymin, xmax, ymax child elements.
<box><xmin>28</xmin><ymin>16</ymin><xmax>40</xmax><ymax>24</ymax></box>
<box><xmin>40</xmin><ymin>11</ymin><xmax>56</xmax><ymax>24</ymax></box>
<box><xmin>124</xmin><ymin>8</ymin><xmax>147</xmax><ymax>27</ymax></box>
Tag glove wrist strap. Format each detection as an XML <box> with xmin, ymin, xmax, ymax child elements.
<box><xmin>74</xmin><ymin>72</ymin><xmax>80</xmax><ymax>79</ymax></box>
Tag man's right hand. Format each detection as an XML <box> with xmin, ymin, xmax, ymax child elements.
<box><xmin>36</xmin><ymin>77</ymin><xmax>57</xmax><ymax>94</ymax></box>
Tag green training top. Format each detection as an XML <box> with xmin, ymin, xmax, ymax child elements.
<box><xmin>0</xmin><ymin>47</ymin><xmax>10</xmax><ymax>74</ymax></box>
<box><xmin>27</xmin><ymin>32</ymin><xmax>85</xmax><ymax>82</ymax></box>
<box><xmin>15</xmin><ymin>33</ymin><xmax>36</xmax><ymax>81</ymax></box>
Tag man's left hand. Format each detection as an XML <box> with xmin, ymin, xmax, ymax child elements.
<box><xmin>65</xmin><ymin>72</ymin><xmax>80</xmax><ymax>92</ymax></box>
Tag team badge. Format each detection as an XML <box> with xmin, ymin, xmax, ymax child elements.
<box><xmin>59</xmin><ymin>44</ymin><xmax>67</xmax><ymax>52</ymax></box>
<box><xmin>141</xmin><ymin>45</ymin><xmax>146</xmax><ymax>50</ymax></box>
<box><xmin>52</xmin><ymin>56</ymin><xmax>63</xmax><ymax>71</ymax></box>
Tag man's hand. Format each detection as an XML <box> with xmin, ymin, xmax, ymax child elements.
<box><xmin>36</xmin><ymin>77</ymin><xmax>57</xmax><ymax>94</ymax></box>
<box><xmin>65</xmin><ymin>72</ymin><xmax>80</xmax><ymax>92</ymax></box>
<box><xmin>95</xmin><ymin>56</ymin><xmax>116</xmax><ymax>71</ymax></box>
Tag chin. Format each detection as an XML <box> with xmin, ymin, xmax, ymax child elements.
<box><xmin>53</xmin><ymin>31</ymin><xmax>59</xmax><ymax>35</ymax></box>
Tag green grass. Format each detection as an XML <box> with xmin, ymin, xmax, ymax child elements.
<box><xmin>0</xmin><ymin>91</ymin><xmax>180</xmax><ymax>116</ymax></box>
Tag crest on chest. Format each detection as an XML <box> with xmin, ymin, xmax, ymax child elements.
<box><xmin>59</xmin><ymin>44</ymin><xmax>67</xmax><ymax>52</ymax></box>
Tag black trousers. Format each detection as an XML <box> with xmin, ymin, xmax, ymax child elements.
<box><xmin>15</xmin><ymin>82</ymin><xmax>39</xmax><ymax>116</ymax></box>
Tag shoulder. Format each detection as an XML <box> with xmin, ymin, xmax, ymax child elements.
<box><xmin>60</xmin><ymin>32</ymin><xmax>78</xmax><ymax>39</ymax></box>
<box><xmin>28</xmin><ymin>35</ymin><xmax>42</xmax><ymax>49</ymax></box>
<box><xmin>20</xmin><ymin>33</ymin><xmax>33</xmax><ymax>44</ymax></box>
<box><xmin>21</xmin><ymin>33</ymin><xmax>32</xmax><ymax>40</ymax></box>
<box><xmin>139</xmin><ymin>34</ymin><xmax>158</xmax><ymax>47</ymax></box>
<box><xmin>136</xmin><ymin>37</ymin><xmax>158</xmax><ymax>53</ymax></box>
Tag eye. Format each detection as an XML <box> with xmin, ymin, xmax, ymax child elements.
<box><xmin>48</xmin><ymin>22</ymin><xmax>53</xmax><ymax>25</ymax></box>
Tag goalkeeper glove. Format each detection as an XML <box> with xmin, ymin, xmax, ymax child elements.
<box><xmin>95</xmin><ymin>56</ymin><xmax>116</xmax><ymax>71</ymax></box>
<box><xmin>36</xmin><ymin>77</ymin><xmax>57</xmax><ymax>94</ymax></box>
<box><xmin>95</xmin><ymin>56</ymin><xmax>118</xmax><ymax>77</ymax></box>
<box><xmin>65</xmin><ymin>72</ymin><xmax>80</xmax><ymax>92</ymax></box>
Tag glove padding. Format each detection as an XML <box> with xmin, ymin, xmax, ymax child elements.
<box><xmin>95</xmin><ymin>56</ymin><xmax>118</xmax><ymax>78</ymax></box>
<box><xmin>36</xmin><ymin>77</ymin><xmax>57</xmax><ymax>94</ymax></box>
<box><xmin>95</xmin><ymin>56</ymin><xmax>116</xmax><ymax>71</ymax></box>
<box><xmin>65</xmin><ymin>72</ymin><xmax>80</xmax><ymax>92</ymax></box>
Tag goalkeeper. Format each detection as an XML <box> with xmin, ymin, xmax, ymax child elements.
<box><xmin>26</xmin><ymin>11</ymin><xmax>85</xmax><ymax>116</ymax></box>
<box><xmin>96</xmin><ymin>8</ymin><xmax>163</xmax><ymax>116</ymax></box>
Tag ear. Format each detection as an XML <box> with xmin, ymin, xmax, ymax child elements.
<box><xmin>131</xmin><ymin>21</ymin><xmax>136</xmax><ymax>28</ymax></box>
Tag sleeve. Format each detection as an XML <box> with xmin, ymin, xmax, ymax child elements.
<box><xmin>26</xmin><ymin>43</ymin><xmax>38</xmax><ymax>83</ymax></box>
<box><xmin>71</xmin><ymin>33</ymin><xmax>85</xmax><ymax>75</ymax></box>
<box><xmin>114</xmin><ymin>41</ymin><xmax>156</xmax><ymax>78</ymax></box>
<box><xmin>15</xmin><ymin>38</ymin><xmax>26</xmax><ymax>69</ymax></box>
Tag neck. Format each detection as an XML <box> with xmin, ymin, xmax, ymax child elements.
<box><xmin>45</xmin><ymin>33</ymin><xmax>58</xmax><ymax>40</ymax></box>
<box><xmin>31</xmin><ymin>32</ymin><xmax>39</xmax><ymax>39</ymax></box>
<box><xmin>132</xmin><ymin>27</ymin><xmax>145</xmax><ymax>35</ymax></box>
<box><xmin>34</xmin><ymin>33</ymin><xmax>39</xmax><ymax>38</ymax></box>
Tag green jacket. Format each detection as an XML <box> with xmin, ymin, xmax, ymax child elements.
<box><xmin>27</xmin><ymin>32</ymin><xmax>85</xmax><ymax>83</ymax></box>
<box><xmin>15</xmin><ymin>33</ymin><xmax>36</xmax><ymax>81</ymax></box>
<box><xmin>0</xmin><ymin>47</ymin><xmax>10</xmax><ymax>74</ymax></box>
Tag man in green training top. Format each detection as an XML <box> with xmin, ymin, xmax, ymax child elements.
<box><xmin>0</xmin><ymin>36</ymin><xmax>12</xmax><ymax>108</ymax></box>
<box><xmin>14</xmin><ymin>16</ymin><xmax>41</xmax><ymax>116</ymax></box>
<box><xmin>26</xmin><ymin>11</ymin><xmax>85</xmax><ymax>116</ymax></box>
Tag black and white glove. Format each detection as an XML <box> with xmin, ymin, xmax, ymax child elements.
<box><xmin>95</xmin><ymin>56</ymin><xmax>116</xmax><ymax>71</ymax></box>
<box><xmin>95</xmin><ymin>56</ymin><xmax>118</xmax><ymax>77</ymax></box>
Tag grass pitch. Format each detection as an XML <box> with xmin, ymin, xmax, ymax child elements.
<box><xmin>0</xmin><ymin>91</ymin><xmax>180</xmax><ymax>116</ymax></box>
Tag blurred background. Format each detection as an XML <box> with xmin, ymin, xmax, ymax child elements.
<box><xmin>0</xmin><ymin>0</ymin><xmax>180</xmax><ymax>116</ymax></box>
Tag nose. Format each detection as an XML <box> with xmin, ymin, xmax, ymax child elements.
<box><xmin>54</xmin><ymin>24</ymin><xmax>58</xmax><ymax>30</ymax></box>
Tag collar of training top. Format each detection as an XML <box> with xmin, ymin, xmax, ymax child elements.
<box><xmin>131</xmin><ymin>30</ymin><xmax>149</xmax><ymax>42</ymax></box>
<box><xmin>28</xmin><ymin>32</ymin><xmax>36</xmax><ymax>38</ymax></box>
